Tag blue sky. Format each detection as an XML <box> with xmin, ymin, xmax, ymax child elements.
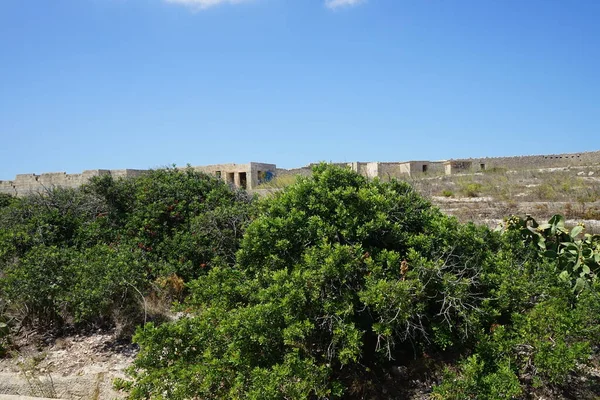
<box><xmin>1</xmin><ymin>0</ymin><xmax>599</xmax><ymax>178</ymax></box>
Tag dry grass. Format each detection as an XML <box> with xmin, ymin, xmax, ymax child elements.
<box><xmin>403</xmin><ymin>166</ymin><xmax>600</xmax><ymax>222</ymax></box>
<box><xmin>255</xmin><ymin>174</ymin><xmax>300</xmax><ymax>189</ymax></box>
<box><xmin>253</xmin><ymin>165</ymin><xmax>600</xmax><ymax>228</ymax></box>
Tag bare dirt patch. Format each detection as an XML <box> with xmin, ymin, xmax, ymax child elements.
<box><xmin>0</xmin><ymin>331</ymin><xmax>135</xmax><ymax>399</ymax></box>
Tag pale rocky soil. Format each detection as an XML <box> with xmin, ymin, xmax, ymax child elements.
<box><xmin>431</xmin><ymin>195</ymin><xmax>600</xmax><ymax>232</ymax></box>
<box><xmin>0</xmin><ymin>332</ymin><xmax>135</xmax><ymax>399</ymax></box>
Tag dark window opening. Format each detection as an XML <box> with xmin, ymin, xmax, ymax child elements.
<box><xmin>215</xmin><ymin>171</ymin><xmax>222</xmax><ymax>178</ymax></box>
<box><xmin>227</xmin><ymin>172</ymin><xmax>235</xmax><ymax>185</ymax></box>
<box><xmin>422</xmin><ymin>164</ymin><xmax>428</xmax><ymax>173</ymax></box>
<box><xmin>480</xmin><ymin>163</ymin><xmax>486</xmax><ymax>170</ymax></box>
<box><xmin>239</xmin><ymin>172</ymin><xmax>247</xmax><ymax>189</ymax></box>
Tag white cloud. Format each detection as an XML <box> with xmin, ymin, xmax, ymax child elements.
<box><xmin>164</xmin><ymin>0</ymin><xmax>253</xmax><ymax>10</ymax></box>
<box><xmin>324</xmin><ymin>0</ymin><xmax>366</xmax><ymax>10</ymax></box>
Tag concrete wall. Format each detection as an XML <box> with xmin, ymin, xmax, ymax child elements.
<box><xmin>448</xmin><ymin>150</ymin><xmax>600</xmax><ymax>173</ymax></box>
<box><xmin>2</xmin><ymin>150</ymin><xmax>599</xmax><ymax>197</ymax></box>
<box><xmin>404</xmin><ymin>161</ymin><xmax>445</xmax><ymax>176</ymax></box>
<box><xmin>0</xmin><ymin>163</ymin><xmax>276</xmax><ymax>197</ymax></box>
<box><xmin>250</xmin><ymin>162</ymin><xmax>277</xmax><ymax>189</ymax></box>
<box><xmin>194</xmin><ymin>162</ymin><xmax>276</xmax><ymax>190</ymax></box>
<box><xmin>377</xmin><ymin>162</ymin><xmax>407</xmax><ymax>179</ymax></box>
<box><xmin>375</xmin><ymin>161</ymin><xmax>445</xmax><ymax>178</ymax></box>
<box><xmin>445</xmin><ymin>161</ymin><xmax>473</xmax><ymax>175</ymax></box>
<box><xmin>0</xmin><ymin>169</ymin><xmax>120</xmax><ymax>197</ymax></box>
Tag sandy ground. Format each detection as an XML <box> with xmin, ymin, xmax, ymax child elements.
<box><xmin>0</xmin><ymin>332</ymin><xmax>135</xmax><ymax>399</ymax></box>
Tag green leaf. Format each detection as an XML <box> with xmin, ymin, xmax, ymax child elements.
<box><xmin>558</xmin><ymin>270</ymin><xmax>570</xmax><ymax>282</ymax></box>
<box><xmin>570</xmin><ymin>225</ymin><xmax>583</xmax><ymax>239</ymax></box>
<box><xmin>549</xmin><ymin>214</ymin><xmax>565</xmax><ymax>228</ymax></box>
<box><xmin>573</xmin><ymin>277</ymin><xmax>586</xmax><ymax>292</ymax></box>
<box><xmin>581</xmin><ymin>265</ymin><xmax>591</xmax><ymax>275</ymax></box>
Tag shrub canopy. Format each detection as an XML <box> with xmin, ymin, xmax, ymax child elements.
<box><xmin>127</xmin><ymin>164</ymin><xmax>515</xmax><ymax>398</ymax></box>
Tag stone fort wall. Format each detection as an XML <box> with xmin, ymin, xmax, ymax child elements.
<box><xmin>456</xmin><ymin>150</ymin><xmax>600</xmax><ymax>171</ymax></box>
<box><xmin>0</xmin><ymin>162</ymin><xmax>278</xmax><ymax>197</ymax></box>
<box><xmin>1</xmin><ymin>151</ymin><xmax>599</xmax><ymax>197</ymax></box>
<box><xmin>0</xmin><ymin>169</ymin><xmax>146</xmax><ymax>197</ymax></box>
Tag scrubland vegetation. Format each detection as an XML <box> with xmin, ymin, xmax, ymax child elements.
<box><xmin>1</xmin><ymin>164</ymin><xmax>600</xmax><ymax>399</ymax></box>
<box><xmin>409</xmin><ymin>166</ymin><xmax>600</xmax><ymax>224</ymax></box>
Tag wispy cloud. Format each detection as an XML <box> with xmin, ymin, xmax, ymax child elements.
<box><xmin>324</xmin><ymin>0</ymin><xmax>366</xmax><ymax>10</ymax></box>
<box><xmin>164</xmin><ymin>0</ymin><xmax>253</xmax><ymax>10</ymax></box>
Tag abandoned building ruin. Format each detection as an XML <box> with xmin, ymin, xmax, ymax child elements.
<box><xmin>0</xmin><ymin>162</ymin><xmax>277</xmax><ymax>197</ymax></box>
<box><xmin>192</xmin><ymin>162</ymin><xmax>276</xmax><ymax>190</ymax></box>
<box><xmin>1</xmin><ymin>151</ymin><xmax>599</xmax><ymax>197</ymax></box>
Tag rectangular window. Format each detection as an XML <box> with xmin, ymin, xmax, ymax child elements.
<box><xmin>422</xmin><ymin>164</ymin><xmax>428</xmax><ymax>173</ymax></box>
<box><xmin>227</xmin><ymin>172</ymin><xmax>235</xmax><ymax>185</ymax></box>
<box><xmin>239</xmin><ymin>172</ymin><xmax>247</xmax><ymax>189</ymax></box>
<box><xmin>215</xmin><ymin>171</ymin><xmax>222</xmax><ymax>178</ymax></box>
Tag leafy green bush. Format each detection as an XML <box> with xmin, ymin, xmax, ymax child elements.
<box><xmin>124</xmin><ymin>164</ymin><xmax>503</xmax><ymax>398</ymax></box>
<box><xmin>0</xmin><ymin>302</ymin><xmax>10</xmax><ymax>357</ymax></box>
<box><xmin>458</xmin><ymin>181</ymin><xmax>483</xmax><ymax>197</ymax></box>
<box><xmin>0</xmin><ymin>167</ymin><xmax>253</xmax><ymax>332</ymax></box>
<box><xmin>0</xmin><ymin>193</ymin><xmax>15</xmax><ymax>209</ymax></box>
<box><xmin>435</xmin><ymin>288</ymin><xmax>600</xmax><ymax>398</ymax></box>
<box><xmin>1</xmin><ymin>245</ymin><xmax>75</xmax><ymax>329</ymax></box>
<box><xmin>433</xmin><ymin>215</ymin><xmax>600</xmax><ymax>399</ymax></box>
<box><xmin>83</xmin><ymin>166</ymin><xmax>254</xmax><ymax>281</ymax></box>
<box><xmin>65</xmin><ymin>245</ymin><xmax>149</xmax><ymax>325</ymax></box>
<box><xmin>432</xmin><ymin>355</ymin><xmax>522</xmax><ymax>400</ymax></box>
<box><xmin>500</xmin><ymin>214</ymin><xmax>600</xmax><ymax>291</ymax></box>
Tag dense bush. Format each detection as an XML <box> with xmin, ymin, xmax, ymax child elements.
<box><xmin>0</xmin><ymin>167</ymin><xmax>253</xmax><ymax>331</ymax></box>
<box><xmin>124</xmin><ymin>164</ymin><xmax>532</xmax><ymax>398</ymax></box>
<box><xmin>433</xmin><ymin>216</ymin><xmax>600</xmax><ymax>399</ymax></box>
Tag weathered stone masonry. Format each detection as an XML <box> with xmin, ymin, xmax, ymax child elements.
<box><xmin>0</xmin><ymin>169</ymin><xmax>146</xmax><ymax>197</ymax></box>
<box><xmin>0</xmin><ymin>163</ymin><xmax>277</xmax><ymax>197</ymax></box>
<box><xmin>1</xmin><ymin>151</ymin><xmax>598</xmax><ymax>197</ymax></box>
<box><xmin>192</xmin><ymin>162</ymin><xmax>276</xmax><ymax>190</ymax></box>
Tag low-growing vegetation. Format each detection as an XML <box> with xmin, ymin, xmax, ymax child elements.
<box><xmin>1</xmin><ymin>164</ymin><xmax>599</xmax><ymax>399</ymax></box>
<box><xmin>0</xmin><ymin>166</ymin><xmax>253</xmax><ymax>334</ymax></box>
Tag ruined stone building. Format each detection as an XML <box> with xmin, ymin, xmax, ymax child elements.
<box><xmin>193</xmin><ymin>162</ymin><xmax>276</xmax><ymax>190</ymax></box>
<box><xmin>1</xmin><ymin>150</ymin><xmax>598</xmax><ymax>197</ymax></box>
<box><xmin>0</xmin><ymin>162</ymin><xmax>277</xmax><ymax>197</ymax></box>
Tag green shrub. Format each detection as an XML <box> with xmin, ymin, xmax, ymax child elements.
<box><xmin>1</xmin><ymin>245</ymin><xmax>75</xmax><ymax>329</ymax></box>
<box><xmin>432</xmin><ymin>355</ymin><xmax>522</xmax><ymax>400</ymax></box>
<box><xmin>0</xmin><ymin>303</ymin><xmax>10</xmax><ymax>357</ymax></box>
<box><xmin>458</xmin><ymin>181</ymin><xmax>483</xmax><ymax>197</ymax></box>
<box><xmin>0</xmin><ymin>167</ymin><xmax>254</xmax><ymax>332</ymax></box>
<box><xmin>500</xmin><ymin>214</ymin><xmax>600</xmax><ymax>291</ymax></box>
<box><xmin>532</xmin><ymin>183</ymin><xmax>557</xmax><ymax>200</ymax></box>
<box><xmin>124</xmin><ymin>164</ymin><xmax>501</xmax><ymax>399</ymax></box>
<box><xmin>435</xmin><ymin>288</ymin><xmax>600</xmax><ymax>399</ymax></box>
<box><xmin>432</xmin><ymin>216</ymin><xmax>600</xmax><ymax>399</ymax></box>
<box><xmin>65</xmin><ymin>245</ymin><xmax>149</xmax><ymax>326</ymax></box>
<box><xmin>84</xmin><ymin>166</ymin><xmax>254</xmax><ymax>281</ymax></box>
<box><xmin>0</xmin><ymin>193</ymin><xmax>15</xmax><ymax>209</ymax></box>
